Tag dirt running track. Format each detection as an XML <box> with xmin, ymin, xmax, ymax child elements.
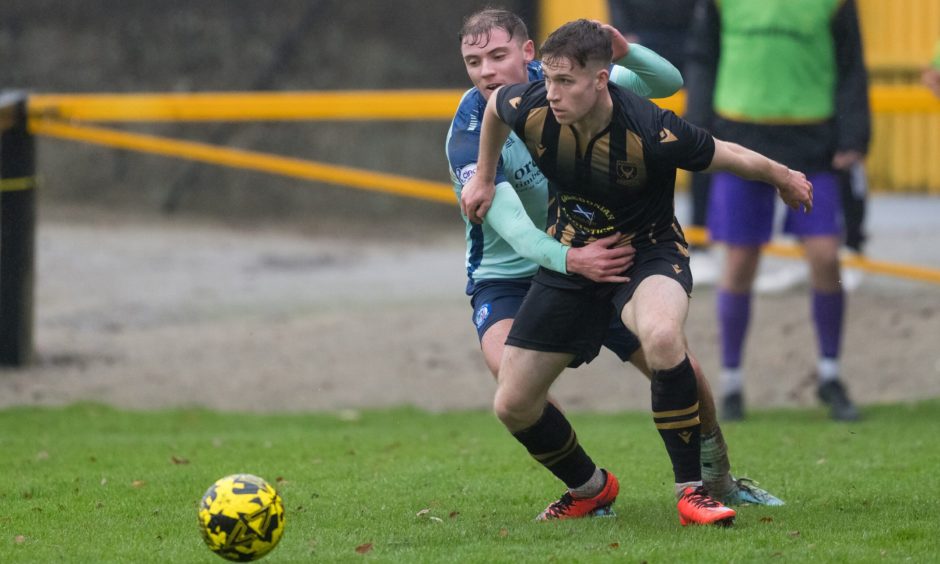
<box><xmin>2</xmin><ymin>204</ymin><xmax>938</xmax><ymax>415</ymax></box>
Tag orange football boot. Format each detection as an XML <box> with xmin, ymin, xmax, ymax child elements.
<box><xmin>678</xmin><ymin>486</ymin><xmax>736</xmax><ymax>526</ymax></box>
<box><xmin>536</xmin><ymin>470</ymin><xmax>619</xmax><ymax>521</ymax></box>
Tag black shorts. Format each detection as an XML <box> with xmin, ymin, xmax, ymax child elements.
<box><xmin>505</xmin><ymin>270</ymin><xmax>617</xmax><ymax>367</ymax></box>
<box><xmin>506</xmin><ymin>242</ymin><xmax>691</xmax><ymax>367</ymax></box>
<box><xmin>610</xmin><ymin>240</ymin><xmax>693</xmax><ymax>315</ymax></box>
<box><xmin>602</xmin><ymin>321</ymin><xmax>643</xmax><ymax>362</ymax></box>
<box><xmin>469</xmin><ymin>278</ymin><xmax>641</xmax><ymax>362</ymax></box>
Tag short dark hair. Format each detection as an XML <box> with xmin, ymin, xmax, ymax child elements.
<box><xmin>539</xmin><ymin>19</ymin><xmax>611</xmax><ymax>69</ymax></box>
<box><xmin>459</xmin><ymin>8</ymin><xmax>529</xmax><ymax>48</ymax></box>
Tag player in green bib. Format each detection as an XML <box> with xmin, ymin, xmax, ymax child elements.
<box><xmin>685</xmin><ymin>0</ymin><xmax>871</xmax><ymax>421</ymax></box>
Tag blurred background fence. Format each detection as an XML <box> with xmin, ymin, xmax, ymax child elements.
<box><xmin>546</xmin><ymin>0</ymin><xmax>940</xmax><ymax>193</ymax></box>
<box><xmin>2</xmin><ymin>0</ymin><xmax>939</xmax><ymax>227</ymax></box>
<box><xmin>3</xmin><ymin>0</ymin><xmax>940</xmax><ymax>368</ymax></box>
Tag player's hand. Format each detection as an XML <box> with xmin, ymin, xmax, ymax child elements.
<box><xmin>922</xmin><ymin>67</ymin><xmax>940</xmax><ymax>98</ymax></box>
<box><xmin>776</xmin><ymin>168</ymin><xmax>814</xmax><ymax>214</ymax></box>
<box><xmin>460</xmin><ymin>173</ymin><xmax>495</xmax><ymax>224</ymax></box>
<box><xmin>565</xmin><ymin>233</ymin><xmax>635</xmax><ymax>283</ymax></box>
<box><xmin>595</xmin><ymin>21</ymin><xmax>630</xmax><ymax>61</ymax></box>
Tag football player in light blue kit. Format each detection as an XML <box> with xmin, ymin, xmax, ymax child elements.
<box><xmin>445</xmin><ymin>8</ymin><xmax>782</xmax><ymax>507</ymax></box>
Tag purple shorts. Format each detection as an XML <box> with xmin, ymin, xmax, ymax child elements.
<box><xmin>707</xmin><ymin>171</ymin><xmax>841</xmax><ymax>245</ymax></box>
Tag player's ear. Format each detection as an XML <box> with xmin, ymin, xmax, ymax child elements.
<box><xmin>595</xmin><ymin>67</ymin><xmax>610</xmax><ymax>90</ymax></box>
<box><xmin>522</xmin><ymin>39</ymin><xmax>536</xmax><ymax>62</ymax></box>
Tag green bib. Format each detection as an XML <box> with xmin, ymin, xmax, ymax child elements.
<box><xmin>714</xmin><ymin>0</ymin><xmax>842</xmax><ymax>122</ymax></box>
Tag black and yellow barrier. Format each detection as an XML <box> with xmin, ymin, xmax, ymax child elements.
<box><xmin>29</xmin><ymin>119</ymin><xmax>455</xmax><ymax>204</ymax></box>
<box><xmin>3</xmin><ymin>86</ymin><xmax>940</xmax><ymax>369</ymax></box>
<box><xmin>0</xmin><ymin>92</ymin><xmax>36</xmax><ymax>367</ymax></box>
<box><xmin>28</xmin><ymin>86</ymin><xmax>940</xmax><ymax>124</ymax></box>
<box><xmin>25</xmin><ymin>93</ymin><xmax>940</xmax><ymax>288</ymax></box>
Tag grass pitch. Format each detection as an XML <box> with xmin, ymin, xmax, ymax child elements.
<box><xmin>2</xmin><ymin>401</ymin><xmax>938</xmax><ymax>562</ymax></box>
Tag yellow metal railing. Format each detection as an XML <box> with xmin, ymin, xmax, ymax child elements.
<box><xmin>28</xmin><ymin>91</ymin><xmax>467</xmax><ymax>122</ymax></box>
<box><xmin>30</xmin><ymin>86</ymin><xmax>939</xmax><ymax>123</ymax></box>
<box><xmin>25</xmin><ymin>88</ymin><xmax>940</xmax><ymax>286</ymax></box>
<box><xmin>28</xmin><ymin>119</ymin><xmax>455</xmax><ymax>204</ymax></box>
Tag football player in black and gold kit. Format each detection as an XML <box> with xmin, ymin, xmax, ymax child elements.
<box><xmin>461</xmin><ymin>19</ymin><xmax>813</xmax><ymax>526</ymax></box>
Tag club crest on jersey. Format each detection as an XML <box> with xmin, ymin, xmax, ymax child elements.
<box><xmin>457</xmin><ymin>163</ymin><xmax>477</xmax><ymax>185</ymax></box>
<box><xmin>474</xmin><ymin>303</ymin><xmax>491</xmax><ymax>328</ymax></box>
<box><xmin>616</xmin><ymin>160</ymin><xmax>638</xmax><ymax>185</ymax></box>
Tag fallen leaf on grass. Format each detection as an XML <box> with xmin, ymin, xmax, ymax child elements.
<box><xmin>170</xmin><ymin>455</ymin><xmax>189</xmax><ymax>465</ymax></box>
<box><xmin>15</xmin><ymin>535</ymin><xmax>26</xmax><ymax>544</ymax></box>
<box><xmin>355</xmin><ymin>543</ymin><xmax>373</xmax><ymax>554</ymax></box>
<box><xmin>609</xmin><ymin>542</ymin><xmax>620</xmax><ymax>549</ymax></box>
<box><xmin>131</xmin><ymin>480</ymin><xmax>146</xmax><ymax>488</ymax></box>
<box><xmin>760</xmin><ymin>516</ymin><xmax>774</xmax><ymax>523</ymax></box>
<box><xmin>788</xmin><ymin>530</ymin><xmax>801</xmax><ymax>538</ymax></box>
<box><xmin>415</xmin><ymin>508</ymin><xmax>443</xmax><ymax>523</ymax></box>
<box><xmin>449</xmin><ymin>511</ymin><xmax>460</xmax><ymax>519</ymax></box>
<box><xmin>498</xmin><ymin>528</ymin><xmax>509</xmax><ymax>538</ymax></box>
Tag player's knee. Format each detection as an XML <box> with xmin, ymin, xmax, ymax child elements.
<box><xmin>493</xmin><ymin>388</ymin><xmax>540</xmax><ymax>431</ymax></box>
<box><xmin>640</xmin><ymin>324</ymin><xmax>685</xmax><ymax>366</ymax></box>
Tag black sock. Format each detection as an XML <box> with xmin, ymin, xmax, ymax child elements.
<box><xmin>651</xmin><ymin>355</ymin><xmax>701</xmax><ymax>484</ymax></box>
<box><xmin>511</xmin><ymin>403</ymin><xmax>596</xmax><ymax>489</ymax></box>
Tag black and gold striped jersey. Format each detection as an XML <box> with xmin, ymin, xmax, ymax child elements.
<box><xmin>495</xmin><ymin>81</ymin><xmax>715</xmax><ymax>252</ymax></box>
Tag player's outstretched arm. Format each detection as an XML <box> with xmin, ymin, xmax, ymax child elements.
<box><xmin>610</xmin><ymin>43</ymin><xmax>683</xmax><ymax>98</ymax></box>
<box><xmin>486</xmin><ymin>183</ymin><xmax>634</xmax><ymax>282</ymax></box>
<box><xmin>706</xmin><ymin>138</ymin><xmax>814</xmax><ymax>213</ymax></box>
<box><xmin>460</xmin><ymin>91</ymin><xmax>511</xmax><ymax>224</ymax></box>
<box><xmin>597</xmin><ymin>20</ymin><xmax>683</xmax><ymax>98</ymax></box>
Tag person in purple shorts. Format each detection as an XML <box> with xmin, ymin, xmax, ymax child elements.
<box><xmin>685</xmin><ymin>0</ymin><xmax>871</xmax><ymax>421</ymax></box>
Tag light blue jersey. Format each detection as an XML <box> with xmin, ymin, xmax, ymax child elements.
<box><xmin>446</xmin><ymin>62</ymin><xmax>549</xmax><ymax>292</ymax></box>
<box><xmin>446</xmin><ymin>48</ymin><xmax>683</xmax><ymax>293</ymax></box>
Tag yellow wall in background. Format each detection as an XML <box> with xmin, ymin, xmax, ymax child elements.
<box><xmin>538</xmin><ymin>0</ymin><xmax>610</xmax><ymax>42</ymax></box>
<box><xmin>540</xmin><ymin>0</ymin><xmax>940</xmax><ymax>193</ymax></box>
<box><xmin>858</xmin><ymin>0</ymin><xmax>940</xmax><ymax>193</ymax></box>
<box><xmin>859</xmin><ymin>0</ymin><xmax>940</xmax><ymax>76</ymax></box>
